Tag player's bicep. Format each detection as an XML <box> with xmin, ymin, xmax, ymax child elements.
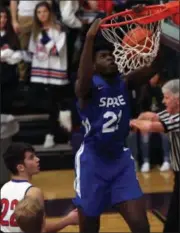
<box><xmin>75</xmin><ymin>79</ymin><xmax>82</xmax><ymax>98</ymax></box>
<box><xmin>26</xmin><ymin>187</ymin><xmax>44</xmax><ymax>207</ymax></box>
<box><xmin>75</xmin><ymin>79</ymin><xmax>93</xmax><ymax>105</ymax></box>
<box><xmin>75</xmin><ymin>79</ymin><xmax>91</xmax><ymax>98</ymax></box>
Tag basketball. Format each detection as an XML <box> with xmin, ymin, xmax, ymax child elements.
<box><xmin>122</xmin><ymin>26</ymin><xmax>153</xmax><ymax>53</ymax></box>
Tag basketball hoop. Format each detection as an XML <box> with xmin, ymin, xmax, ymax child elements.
<box><xmin>100</xmin><ymin>1</ymin><xmax>179</xmax><ymax>75</ymax></box>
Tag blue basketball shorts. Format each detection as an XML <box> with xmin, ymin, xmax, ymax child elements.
<box><xmin>73</xmin><ymin>143</ymin><xmax>143</xmax><ymax>216</ymax></box>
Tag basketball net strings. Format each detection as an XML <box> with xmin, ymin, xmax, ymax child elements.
<box><xmin>101</xmin><ymin>13</ymin><xmax>161</xmax><ymax>75</ymax></box>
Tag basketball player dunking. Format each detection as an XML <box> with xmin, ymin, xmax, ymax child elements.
<box><xmin>0</xmin><ymin>142</ymin><xmax>78</xmax><ymax>233</ymax></box>
<box><xmin>73</xmin><ymin>19</ymin><xmax>162</xmax><ymax>233</ymax></box>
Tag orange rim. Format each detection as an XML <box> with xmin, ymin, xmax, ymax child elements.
<box><xmin>100</xmin><ymin>1</ymin><xmax>179</xmax><ymax>28</ymax></box>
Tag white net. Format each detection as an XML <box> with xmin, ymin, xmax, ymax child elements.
<box><xmin>101</xmin><ymin>11</ymin><xmax>162</xmax><ymax>75</ymax></box>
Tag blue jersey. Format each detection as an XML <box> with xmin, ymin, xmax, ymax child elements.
<box><xmin>77</xmin><ymin>74</ymin><xmax>130</xmax><ymax>154</ymax></box>
<box><xmin>74</xmin><ymin>74</ymin><xmax>142</xmax><ymax>216</ymax></box>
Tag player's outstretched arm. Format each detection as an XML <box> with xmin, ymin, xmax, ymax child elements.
<box><xmin>75</xmin><ymin>19</ymin><xmax>101</xmax><ymax>99</ymax></box>
<box><xmin>42</xmin><ymin>208</ymin><xmax>78</xmax><ymax>233</ymax></box>
<box><xmin>26</xmin><ymin>187</ymin><xmax>78</xmax><ymax>232</ymax></box>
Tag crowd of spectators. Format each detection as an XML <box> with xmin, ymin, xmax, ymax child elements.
<box><xmin>1</xmin><ymin>0</ymin><xmax>116</xmax><ymax>147</ymax></box>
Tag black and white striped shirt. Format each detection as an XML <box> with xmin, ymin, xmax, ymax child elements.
<box><xmin>158</xmin><ymin>110</ymin><xmax>180</xmax><ymax>171</ymax></box>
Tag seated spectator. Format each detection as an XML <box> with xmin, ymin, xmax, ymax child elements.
<box><xmin>0</xmin><ymin>7</ymin><xmax>22</xmax><ymax>114</ymax></box>
<box><xmin>29</xmin><ymin>2</ymin><xmax>69</xmax><ymax>148</ymax></box>
<box><xmin>15</xmin><ymin>197</ymin><xmax>45</xmax><ymax>233</ymax></box>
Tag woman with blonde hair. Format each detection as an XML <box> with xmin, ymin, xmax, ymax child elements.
<box><xmin>29</xmin><ymin>1</ymin><xmax>70</xmax><ymax>148</ymax></box>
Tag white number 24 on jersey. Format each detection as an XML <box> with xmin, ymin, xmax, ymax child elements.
<box><xmin>82</xmin><ymin>110</ymin><xmax>122</xmax><ymax>135</ymax></box>
<box><xmin>102</xmin><ymin>110</ymin><xmax>122</xmax><ymax>133</ymax></box>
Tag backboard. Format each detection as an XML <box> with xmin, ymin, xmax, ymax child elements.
<box><xmin>159</xmin><ymin>0</ymin><xmax>180</xmax><ymax>79</ymax></box>
<box><xmin>160</xmin><ymin>0</ymin><xmax>180</xmax><ymax>51</ymax></box>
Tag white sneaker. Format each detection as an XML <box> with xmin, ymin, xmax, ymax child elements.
<box><xmin>43</xmin><ymin>134</ymin><xmax>55</xmax><ymax>148</ymax></box>
<box><xmin>59</xmin><ymin>110</ymin><xmax>72</xmax><ymax>132</ymax></box>
<box><xmin>160</xmin><ymin>161</ymin><xmax>170</xmax><ymax>172</ymax></box>
<box><xmin>141</xmin><ymin>162</ymin><xmax>150</xmax><ymax>173</ymax></box>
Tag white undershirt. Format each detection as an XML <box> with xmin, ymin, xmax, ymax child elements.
<box><xmin>18</xmin><ymin>1</ymin><xmax>43</xmax><ymax>17</ymax></box>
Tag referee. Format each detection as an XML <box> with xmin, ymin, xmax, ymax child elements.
<box><xmin>130</xmin><ymin>79</ymin><xmax>180</xmax><ymax>233</ymax></box>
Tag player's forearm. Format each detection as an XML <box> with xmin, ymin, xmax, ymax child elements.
<box><xmin>10</xmin><ymin>1</ymin><xmax>18</xmax><ymax>23</ymax></box>
<box><xmin>44</xmin><ymin>216</ymin><xmax>70</xmax><ymax>232</ymax></box>
<box><xmin>75</xmin><ymin>36</ymin><xmax>94</xmax><ymax>98</ymax></box>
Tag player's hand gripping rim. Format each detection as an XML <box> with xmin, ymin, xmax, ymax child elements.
<box><xmin>86</xmin><ymin>18</ymin><xmax>102</xmax><ymax>39</ymax></box>
<box><xmin>132</xmin><ymin>4</ymin><xmax>146</xmax><ymax>14</ymax></box>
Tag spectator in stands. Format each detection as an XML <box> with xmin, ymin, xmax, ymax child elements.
<box><xmin>88</xmin><ymin>0</ymin><xmax>114</xmax><ymax>15</ymax></box>
<box><xmin>0</xmin><ymin>7</ymin><xmax>22</xmax><ymax>114</ymax></box>
<box><xmin>137</xmin><ymin>74</ymin><xmax>170</xmax><ymax>172</ymax></box>
<box><xmin>59</xmin><ymin>0</ymin><xmax>87</xmax><ymax>75</ymax></box>
<box><xmin>10</xmin><ymin>0</ymin><xmax>51</xmax><ymax>82</ymax></box>
<box><xmin>15</xmin><ymin>197</ymin><xmax>45</xmax><ymax>233</ymax></box>
<box><xmin>29</xmin><ymin>2</ymin><xmax>69</xmax><ymax>148</ymax></box>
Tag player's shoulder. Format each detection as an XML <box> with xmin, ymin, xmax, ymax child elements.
<box><xmin>0</xmin><ymin>181</ymin><xmax>11</xmax><ymax>191</ymax></box>
<box><xmin>26</xmin><ymin>186</ymin><xmax>43</xmax><ymax>197</ymax></box>
<box><xmin>1</xmin><ymin>180</ymin><xmax>32</xmax><ymax>197</ymax></box>
<box><xmin>25</xmin><ymin>186</ymin><xmax>44</xmax><ymax>206</ymax></box>
<box><xmin>92</xmin><ymin>74</ymin><xmax>104</xmax><ymax>87</ymax></box>
<box><xmin>94</xmin><ymin>73</ymin><xmax>124</xmax><ymax>86</ymax></box>
<box><xmin>1</xmin><ymin>181</ymin><xmax>15</xmax><ymax>198</ymax></box>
